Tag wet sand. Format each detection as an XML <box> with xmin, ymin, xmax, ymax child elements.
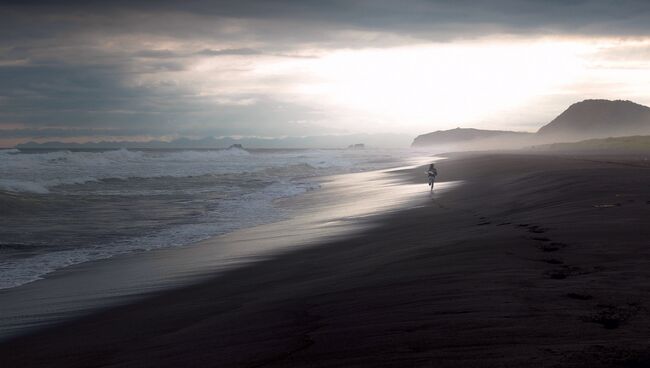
<box><xmin>0</xmin><ymin>162</ymin><xmax>443</xmax><ymax>339</ymax></box>
<box><xmin>2</xmin><ymin>152</ymin><xmax>650</xmax><ymax>367</ymax></box>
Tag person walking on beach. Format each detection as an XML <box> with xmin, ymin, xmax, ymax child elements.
<box><xmin>427</xmin><ymin>163</ymin><xmax>437</xmax><ymax>192</ymax></box>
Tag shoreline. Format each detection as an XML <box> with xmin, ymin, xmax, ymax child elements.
<box><xmin>0</xmin><ymin>147</ymin><xmax>429</xmax><ymax>290</ymax></box>
<box><xmin>2</xmin><ymin>151</ymin><xmax>650</xmax><ymax>367</ymax></box>
<box><xmin>0</xmin><ymin>158</ymin><xmax>438</xmax><ymax>340</ymax></box>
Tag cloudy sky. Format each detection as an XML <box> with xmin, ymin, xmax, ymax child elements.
<box><xmin>2</xmin><ymin>0</ymin><xmax>650</xmax><ymax>146</ymax></box>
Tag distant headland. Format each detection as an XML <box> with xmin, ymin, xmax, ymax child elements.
<box><xmin>412</xmin><ymin>99</ymin><xmax>650</xmax><ymax>149</ymax></box>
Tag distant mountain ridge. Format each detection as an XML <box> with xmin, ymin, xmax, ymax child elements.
<box><xmin>18</xmin><ymin>100</ymin><xmax>650</xmax><ymax>150</ymax></box>
<box><xmin>537</xmin><ymin>99</ymin><xmax>650</xmax><ymax>139</ymax></box>
<box><xmin>411</xmin><ymin>128</ymin><xmax>532</xmax><ymax>148</ymax></box>
<box><xmin>412</xmin><ymin>99</ymin><xmax>650</xmax><ymax>148</ymax></box>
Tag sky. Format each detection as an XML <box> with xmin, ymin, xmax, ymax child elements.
<box><xmin>1</xmin><ymin>0</ymin><xmax>650</xmax><ymax>146</ymax></box>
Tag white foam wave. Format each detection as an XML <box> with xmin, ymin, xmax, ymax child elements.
<box><xmin>168</xmin><ymin>147</ymin><xmax>251</xmax><ymax>160</ymax></box>
<box><xmin>0</xmin><ymin>176</ymin><xmax>320</xmax><ymax>289</ymax></box>
<box><xmin>0</xmin><ymin>148</ymin><xmax>413</xmax><ymax>193</ymax></box>
<box><xmin>0</xmin><ymin>147</ymin><xmax>422</xmax><ymax>289</ymax></box>
<box><xmin>0</xmin><ymin>179</ymin><xmax>50</xmax><ymax>194</ymax></box>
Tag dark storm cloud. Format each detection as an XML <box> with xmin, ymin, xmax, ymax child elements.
<box><xmin>0</xmin><ymin>63</ymin><xmax>329</xmax><ymax>139</ymax></box>
<box><xmin>3</xmin><ymin>0</ymin><xmax>650</xmax><ymax>41</ymax></box>
<box><xmin>1</xmin><ymin>0</ymin><xmax>650</xmax><ymax>143</ymax></box>
<box><xmin>0</xmin><ymin>128</ymin><xmax>149</xmax><ymax>139</ymax></box>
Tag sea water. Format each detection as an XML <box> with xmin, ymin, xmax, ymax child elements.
<box><xmin>0</xmin><ymin>147</ymin><xmax>421</xmax><ymax>289</ymax></box>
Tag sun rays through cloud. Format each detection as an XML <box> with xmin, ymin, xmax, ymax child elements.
<box><xmin>1</xmin><ymin>1</ymin><xmax>650</xmax><ymax>145</ymax></box>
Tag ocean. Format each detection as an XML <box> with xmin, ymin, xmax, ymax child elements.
<box><xmin>0</xmin><ymin>147</ymin><xmax>421</xmax><ymax>290</ymax></box>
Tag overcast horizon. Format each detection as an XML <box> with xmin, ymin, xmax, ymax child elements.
<box><xmin>2</xmin><ymin>0</ymin><xmax>650</xmax><ymax>147</ymax></box>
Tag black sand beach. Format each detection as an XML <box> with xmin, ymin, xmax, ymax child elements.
<box><xmin>2</xmin><ymin>152</ymin><xmax>650</xmax><ymax>367</ymax></box>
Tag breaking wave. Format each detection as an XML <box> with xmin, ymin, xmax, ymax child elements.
<box><xmin>0</xmin><ymin>147</ymin><xmax>417</xmax><ymax>289</ymax></box>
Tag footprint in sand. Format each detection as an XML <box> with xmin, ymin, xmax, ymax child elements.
<box><xmin>531</xmin><ymin>236</ymin><xmax>551</xmax><ymax>242</ymax></box>
<box><xmin>545</xmin><ymin>265</ymin><xmax>585</xmax><ymax>279</ymax></box>
<box><xmin>592</xmin><ymin>203</ymin><xmax>621</xmax><ymax>208</ymax></box>
<box><xmin>545</xmin><ymin>265</ymin><xmax>604</xmax><ymax>280</ymax></box>
<box><xmin>539</xmin><ymin>242</ymin><xmax>567</xmax><ymax>252</ymax></box>
<box><xmin>582</xmin><ymin>303</ymin><xmax>640</xmax><ymax>329</ymax></box>
<box><xmin>542</xmin><ymin>258</ymin><xmax>563</xmax><ymax>265</ymax></box>
<box><xmin>527</xmin><ymin>226</ymin><xmax>548</xmax><ymax>234</ymax></box>
<box><xmin>566</xmin><ymin>292</ymin><xmax>593</xmax><ymax>301</ymax></box>
<box><xmin>472</xmin><ymin>214</ymin><xmax>492</xmax><ymax>226</ymax></box>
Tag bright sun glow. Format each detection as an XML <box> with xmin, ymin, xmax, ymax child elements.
<box><xmin>282</xmin><ymin>41</ymin><xmax>590</xmax><ymax>130</ymax></box>
<box><xmin>147</xmin><ymin>38</ymin><xmax>650</xmax><ymax>135</ymax></box>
